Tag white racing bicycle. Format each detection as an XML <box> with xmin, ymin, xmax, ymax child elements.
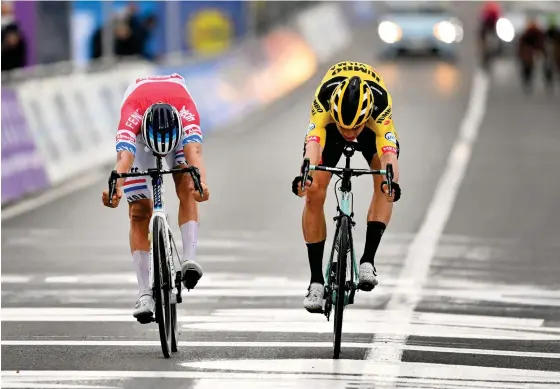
<box><xmin>108</xmin><ymin>155</ymin><xmax>203</xmax><ymax>358</ymax></box>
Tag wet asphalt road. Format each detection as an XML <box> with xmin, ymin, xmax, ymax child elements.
<box><xmin>2</xmin><ymin>3</ymin><xmax>560</xmax><ymax>388</ymax></box>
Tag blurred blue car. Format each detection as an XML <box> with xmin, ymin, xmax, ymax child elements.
<box><xmin>377</xmin><ymin>2</ymin><xmax>464</xmax><ymax>60</ymax></box>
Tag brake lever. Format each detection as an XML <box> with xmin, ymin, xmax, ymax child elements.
<box><xmin>189</xmin><ymin>166</ymin><xmax>204</xmax><ymax>197</ymax></box>
<box><xmin>108</xmin><ymin>170</ymin><xmax>118</xmax><ymax>202</ymax></box>
<box><xmin>386</xmin><ymin>164</ymin><xmax>393</xmax><ymax>199</ymax></box>
<box><xmin>301</xmin><ymin>158</ymin><xmax>311</xmax><ymax>192</ymax></box>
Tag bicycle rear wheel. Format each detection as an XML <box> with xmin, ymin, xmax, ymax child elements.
<box><xmin>152</xmin><ymin>217</ymin><xmax>173</xmax><ymax>358</ymax></box>
<box><xmin>333</xmin><ymin>216</ymin><xmax>349</xmax><ymax>359</ymax></box>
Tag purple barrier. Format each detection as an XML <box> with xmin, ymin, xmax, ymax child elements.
<box><xmin>1</xmin><ymin>88</ymin><xmax>50</xmax><ymax>204</ymax></box>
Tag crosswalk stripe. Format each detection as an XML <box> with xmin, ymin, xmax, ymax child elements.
<box><xmin>4</xmin><ymin>363</ymin><xmax>558</xmax><ymax>382</ymax></box>
<box><xmin>2</xmin><ymin>340</ymin><xmax>560</xmax><ymax>359</ymax></box>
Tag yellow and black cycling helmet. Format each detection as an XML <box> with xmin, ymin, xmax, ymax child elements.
<box><xmin>330</xmin><ymin>76</ymin><xmax>374</xmax><ymax>130</ymax></box>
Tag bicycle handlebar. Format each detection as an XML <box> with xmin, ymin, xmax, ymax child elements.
<box><xmin>300</xmin><ymin>158</ymin><xmax>394</xmax><ymax>195</ymax></box>
<box><xmin>108</xmin><ymin>165</ymin><xmax>204</xmax><ymax>201</ymax></box>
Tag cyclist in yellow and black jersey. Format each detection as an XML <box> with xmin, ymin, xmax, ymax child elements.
<box><xmin>292</xmin><ymin>61</ymin><xmax>401</xmax><ymax>313</ymax></box>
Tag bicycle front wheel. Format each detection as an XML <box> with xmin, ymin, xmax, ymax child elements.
<box><xmin>333</xmin><ymin>216</ymin><xmax>350</xmax><ymax>359</ymax></box>
<box><xmin>152</xmin><ymin>217</ymin><xmax>173</xmax><ymax>358</ymax></box>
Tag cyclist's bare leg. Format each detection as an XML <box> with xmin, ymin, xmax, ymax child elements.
<box><xmin>368</xmin><ymin>154</ymin><xmax>393</xmax><ymax>225</ymax></box>
<box><xmin>303</xmin><ymin>170</ymin><xmax>331</xmax><ymax>245</ymax></box>
<box><xmin>359</xmin><ymin>154</ymin><xmax>392</xmax><ymax>290</ymax></box>
<box><xmin>129</xmin><ymin>199</ymin><xmax>154</xmax><ymax>320</ymax></box>
<box><xmin>173</xmin><ymin>166</ymin><xmax>203</xmax><ymax>288</ymax></box>
<box><xmin>302</xmin><ymin>170</ymin><xmax>331</xmax><ymax>313</ymax></box>
<box><xmin>173</xmin><ymin>168</ymin><xmax>198</xmax><ymax>256</ymax></box>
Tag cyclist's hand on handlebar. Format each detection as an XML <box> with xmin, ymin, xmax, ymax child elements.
<box><xmin>292</xmin><ymin>175</ymin><xmax>313</xmax><ymax>197</ymax></box>
<box><xmin>190</xmin><ymin>180</ymin><xmax>209</xmax><ymax>202</ymax></box>
<box><xmin>102</xmin><ymin>187</ymin><xmax>123</xmax><ymax>208</ymax></box>
<box><xmin>381</xmin><ymin>181</ymin><xmax>401</xmax><ymax>202</ymax></box>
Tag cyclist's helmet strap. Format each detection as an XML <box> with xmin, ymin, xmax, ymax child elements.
<box><xmin>141</xmin><ymin>103</ymin><xmax>182</xmax><ymax>156</ymax></box>
<box><xmin>330</xmin><ymin>76</ymin><xmax>374</xmax><ymax>129</ymax></box>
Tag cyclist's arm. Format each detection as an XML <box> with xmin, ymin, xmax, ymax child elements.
<box><xmin>184</xmin><ymin>143</ymin><xmax>206</xmax><ymax>183</ymax></box>
<box><xmin>304</xmin><ymin>97</ymin><xmax>329</xmax><ymax>165</ymax></box>
<box><xmin>372</xmin><ymin>92</ymin><xmax>399</xmax><ymax>157</ymax></box>
<box><xmin>115</xmin><ymin>104</ymin><xmax>140</xmax><ymax>187</ymax></box>
<box><xmin>180</xmin><ymin>104</ymin><xmax>206</xmax><ymax>183</ymax></box>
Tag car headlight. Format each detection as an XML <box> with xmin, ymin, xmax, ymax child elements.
<box><xmin>378</xmin><ymin>21</ymin><xmax>402</xmax><ymax>44</ymax></box>
<box><xmin>449</xmin><ymin>17</ymin><xmax>464</xmax><ymax>42</ymax></box>
<box><xmin>433</xmin><ymin>21</ymin><xmax>457</xmax><ymax>44</ymax></box>
<box><xmin>496</xmin><ymin>18</ymin><xmax>515</xmax><ymax>42</ymax></box>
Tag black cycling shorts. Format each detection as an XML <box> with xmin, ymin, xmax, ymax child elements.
<box><xmin>307</xmin><ymin>124</ymin><xmax>400</xmax><ymax>168</ymax></box>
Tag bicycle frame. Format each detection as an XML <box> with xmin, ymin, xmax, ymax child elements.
<box><xmin>148</xmin><ymin>156</ymin><xmax>181</xmax><ymax>303</ymax></box>
<box><xmin>303</xmin><ymin>142</ymin><xmax>392</xmax><ymax>312</ymax></box>
<box><xmin>321</xmin><ymin>147</ymin><xmax>360</xmax><ymax>310</ymax></box>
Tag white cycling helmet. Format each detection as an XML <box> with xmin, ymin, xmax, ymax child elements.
<box><xmin>141</xmin><ymin>103</ymin><xmax>182</xmax><ymax>156</ymax></box>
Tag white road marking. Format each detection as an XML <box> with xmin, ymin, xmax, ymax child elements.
<box><xmin>2</xmin><ymin>340</ymin><xmax>560</xmax><ymax>359</ymax></box>
<box><xmin>1</xmin><ymin>169</ymin><xmax>108</xmax><ymax>221</ymax></box>
<box><xmin>3</xmin><ymin>367</ymin><xmax>560</xmax><ymax>384</ymax></box>
<box><xmin>362</xmin><ymin>69</ymin><xmax>490</xmax><ymax>383</ymax></box>
<box><xmin>0</xmin><ymin>275</ymin><xmax>33</xmax><ymax>284</ymax></box>
<box><xmin>1</xmin><ymin>383</ymin><xmax>117</xmax><ymax>389</ymax></box>
<box><xmin>180</xmin><ymin>359</ymin><xmax>560</xmax><ymax>381</ymax></box>
<box><xmin>3</xmin><ymin>308</ymin><xmax>558</xmax><ymax>340</ymax></box>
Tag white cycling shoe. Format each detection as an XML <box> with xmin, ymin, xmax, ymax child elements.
<box><xmin>358</xmin><ymin>262</ymin><xmax>378</xmax><ymax>291</ymax></box>
<box><xmin>181</xmin><ymin>259</ymin><xmax>203</xmax><ymax>290</ymax></box>
<box><xmin>303</xmin><ymin>282</ymin><xmax>324</xmax><ymax>313</ymax></box>
<box><xmin>133</xmin><ymin>294</ymin><xmax>155</xmax><ymax>324</ymax></box>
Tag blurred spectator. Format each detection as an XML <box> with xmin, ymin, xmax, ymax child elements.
<box><xmin>1</xmin><ymin>2</ymin><xmax>27</xmax><ymax>71</ymax></box>
<box><xmin>91</xmin><ymin>17</ymin><xmax>137</xmax><ymax>60</ymax></box>
<box><xmin>479</xmin><ymin>1</ymin><xmax>501</xmax><ymax>32</ymax></box>
<box><xmin>135</xmin><ymin>14</ymin><xmax>157</xmax><ymax>60</ymax></box>
<box><xmin>91</xmin><ymin>3</ymin><xmax>156</xmax><ymax>61</ymax></box>
<box><xmin>478</xmin><ymin>2</ymin><xmax>502</xmax><ymax>69</ymax></box>
<box><xmin>517</xmin><ymin>17</ymin><xmax>547</xmax><ymax>93</ymax></box>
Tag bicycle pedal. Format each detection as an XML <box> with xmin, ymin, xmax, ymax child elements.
<box><xmin>357</xmin><ymin>282</ymin><xmax>376</xmax><ymax>292</ymax></box>
<box><xmin>136</xmin><ymin>315</ymin><xmax>155</xmax><ymax>325</ymax></box>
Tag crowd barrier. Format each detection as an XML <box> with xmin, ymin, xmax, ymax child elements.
<box><xmin>1</xmin><ymin>2</ymin><xmax>376</xmax><ymax>205</ymax></box>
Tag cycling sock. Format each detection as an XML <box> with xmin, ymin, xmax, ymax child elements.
<box><xmin>307</xmin><ymin>240</ymin><xmax>325</xmax><ymax>285</ymax></box>
<box><xmin>180</xmin><ymin>221</ymin><xmax>198</xmax><ymax>261</ymax></box>
<box><xmin>360</xmin><ymin>221</ymin><xmax>386</xmax><ymax>266</ymax></box>
<box><xmin>132</xmin><ymin>250</ymin><xmax>151</xmax><ymax>297</ymax></box>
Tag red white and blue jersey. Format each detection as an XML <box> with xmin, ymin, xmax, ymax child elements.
<box><xmin>116</xmin><ymin>73</ymin><xmax>203</xmax><ymax>156</ymax></box>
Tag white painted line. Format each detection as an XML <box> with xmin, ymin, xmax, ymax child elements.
<box><xmin>0</xmin><ymin>384</ymin><xmax>116</xmax><ymax>389</ymax></box>
<box><xmin>362</xmin><ymin>69</ymin><xmax>490</xmax><ymax>383</ymax></box>
<box><xmin>2</xmin><ymin>340</ymin><xmax>560</xmax><ymax>359</ymax></box>
<box><xmin>1</xmin><ymin>169</ymin><xmax>107</xmax><ymax>221</ymax></box>
<box><xmin>0</xmin><ymin>371</ymin><xmax>357</xmax><ymax>381</ymax></box>
<box><xmin>34</xmin><ymin>273</ymin><xmax>309</xmax><ymax>287</ymax></box>
<box><xmin>181</xmin><ymin>359</ymin><xmax>560</xmax><ymax>381</ymax></box>
<box><xmin>0</xmin><ymin>275</ymin><xmax>33</xmax><ymax>284</ymax></box>
<box><xmin>3</xmin><ymin>365</ymin><xmax>560</xmax><ymax>382</ymax></box>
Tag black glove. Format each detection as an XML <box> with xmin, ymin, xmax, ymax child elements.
<box><xmin>380</xmin><ymin>181</ymin><xmax>401</xmax><ymax>202</ymax></box>
<box><xmin>292</xmin><ymin>175</ymin><xmax>313</xmax><ymax>196</ymax></box>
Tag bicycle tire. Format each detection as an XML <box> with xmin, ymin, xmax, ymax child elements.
<box><xmin>170</xmin><ymin>232</ymin><xmax>179</xmax><ymax>353</ymax></box>
<box><xmin>333</xmin><ymin>216</ymin><xmax>349</xmax><ymax>359</ymax></box>
<box><xmin>171</xmin><ymin>303</ymin><xmax>178</xmax><ymax>352</ymax></box>
<box><xmin>153</xmin><ymin>217</ymin><xmax>172</xmax><ymax>358</ymax></box>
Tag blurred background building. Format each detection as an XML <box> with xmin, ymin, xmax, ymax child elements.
<box><xmin>1</xmin><ymin>0</ymin><xmax>320</xmax><ymax>75</ymax></box>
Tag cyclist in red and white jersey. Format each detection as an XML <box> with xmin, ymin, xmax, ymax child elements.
<box><xmin>102</xmin><ymin>73</ymin><xmax>210</xmax><ymax>322</ymax></box>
